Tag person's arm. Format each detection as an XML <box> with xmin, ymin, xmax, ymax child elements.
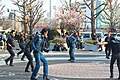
<box><xmin>31</xmin><ymin>35</ymin><xmax>39</xmax><ymax>52</ymax></box>
<box><xmin>42</xmin><ymin>38</ymin><xmax>49</xmax><ymax>53</ymax></box>
<box><xmin>11</xmin><ymin>38</ymin><xmax>15</xmax><ymax>47</ymax></box>
<box><xmin>66</xmin><ymin>38</ymin><xmax>70</xmax><ymax>48</ymax></box>
<box><xmin>71</xmin><ymin>36</ymin><xmax>76</xmax><ymax>44</ymax></box>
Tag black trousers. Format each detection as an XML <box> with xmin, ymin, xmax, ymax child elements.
<box><xmin>105</xmin><ymin>45</ymin><xmax>111</xmax><ymax>56</ymax></box>
<box><xmin>5</xmin><ymin>47</ymin><xmax>15</xmax><ymax>65</ymax></box>
<box><xmin>24</xmin><ymin>51</ymin><xmax>34</xmax><ymax>71</ymax></box>
<box><xmin>17</xmin><ymin>44</ymin><xmax>25</xmax><ymax>60</ymax></box>
<box><xmin>110</xmin><ymin>53</ymin><xmax>120</xmax><ymax>77</ymax></box>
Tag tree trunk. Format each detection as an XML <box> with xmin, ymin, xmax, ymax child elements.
<box><xmin>91</xmin><ymin>0</ymin><xmax>96</xmax><ymax>40</ymax></box>
<box><xmin>23</xmin><ymin>0</ymin><xmax>27</xmax><ymax>33</ymax></box>
<box><xmin>109</xmin><ymin>0</ymin><xmax>114</xmax><ymax>32</ymax></box>
<box><xmin>29</xmin><ymin>0</ymin><xmax>33</xmax><ymax>35</ymax></box>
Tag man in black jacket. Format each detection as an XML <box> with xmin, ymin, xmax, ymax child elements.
<box><xmin>4</xmin><ymin>30</ymin><xmax>15</xmax><ymax>66</ymax></box>
<box><xmin>109</xmin><ymin>39</ymin><xmax>120</xmax><ymax>79</ymax></box>
<box><xmin>24</xmin><ymin>36</ymin><xmax>34</xmax><ymax>72</ymax></box>
<box><xmin>17</xmin><ymin>32</ymin><xmax>25</xmax><ymax>61</ymax></box>
<box><xmin>105</xmin><ymin>32</ymin><xmax>115</xmax><ymax>59</ymax></box>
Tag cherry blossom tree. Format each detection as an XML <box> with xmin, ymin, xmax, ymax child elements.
<box><xmin>58</xmin><ymin>0</ymin><xmax>85</xmax><ymax>33</ymax></box>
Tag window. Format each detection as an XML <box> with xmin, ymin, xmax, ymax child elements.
<box><xmin>82</xmin><ymin>34</ymin><xmax>90</xmax><ymax>38</ymax></box>
<box><xmin>117</xmin><ymin>34</ymin><xmax>120</xmax><ymax>37</ymax></box>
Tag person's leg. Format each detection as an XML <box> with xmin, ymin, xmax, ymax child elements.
<box><xmin>117</xmin><ymin>54</ymin><xmax>120</xmax><ymax>79</ymax></box>
<box><xmin>25</xmin><ymin>61</ymin><xmax>30</xmax><ymax>72</ymax></box>
<box><xmin>69</xmin><ymin>48</ymin><xmax>72</xmax><ymax>60</ymax></box>
<box><xmin>108</xmin><ymin>46</ymin><xmax>111</xmax><ymax>56</ymax></box>
<box><xmin>9</xmin><ymin>49</ymin><xmax>15</xmax><ymax>66</ymax></box>
<box><xmin>17</xmin><ymin>44</ymin><xmax>24</xmax><ymax>56</ymax></box>
<box><xmin>5</xmin><ymin>48</ymin><xmax>15</xmax><ymax>66</ymax></box>
<box><xmin>105</xmin><ymin>46</ymin><xmax>109</xmax><ymax>59</ymax></box>
<box><xmin>70</xmin><ymin>47</ymin><xmax>75</xmax><ymax>61</ymax></box>
<box><xmin>26</xmin><ymin>53</ymin><xmax>34</xmax><ymax>72</ymax></box>
<box><xmin>4</xmin><ymin>48</ymin><xmax>11</xmax><ymax>65</ymax></box>
<box><xmin>31</xmin><ymin>52</ymin><xmax>40</xmax><ymax>79</ymax></box>
<box><xmin>110</xmin><ymin>55</ymin><xmax>116</xmax><ymax>78</ymax></box>
<box><xmin>40</xmin><ymin>53</ymin><xmax>48</xmax><ymax>78</ymax></box>
<box><xmin>21</xmin><ymin>54</ymin><xmax>25</xmax><ymax>61</ymax></box>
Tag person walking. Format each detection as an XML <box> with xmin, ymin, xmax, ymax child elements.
<box><xmin>24</xmin><ymin>36</ymin><xmax>34</xmax><ymax>72</ymax></box>
<box><xmin>65</xmin><ymin>32</ymin><xmax>76</xmax><ymax>62</ymax></box>
<box><xmin>4</xmin><ymin>30</ymin><xmax>15</xmax><ymax>66</ymax></box>
<box><xmin>105</xmin><ymin>32</ymin><xmax>115</xmax><ymax>59</ymax></box>
<box><xmin>31</xmin><ymin>28</ymin><xmax>50</xmax><ymax>80</ymax></box>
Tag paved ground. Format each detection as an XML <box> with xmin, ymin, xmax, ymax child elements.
<box><xmin>0</xmin><ymin>50</ymin><xmax>119</xmax><ymax>80</ymax></box>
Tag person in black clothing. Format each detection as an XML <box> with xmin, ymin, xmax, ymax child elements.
<box><xmin>104</xmin><ymin>32</ymin><xmax>115</xmax><ymax>59</ymax></box>
<box><xmin>4</xmin><ymin>30</ymin><xmax>15</xmax><ymax>66</ymax></box>
<box><xmin>24</xmin><ymin>36</ymin><xmax>34</xmax><ymax>72</ymax></box>
<box><xmin>17</xmin><ymin>32</ymin><xmax>25</xmax><ymax>61</ymax></box>
<box><xmin>109</xmin><ymin>39</ymin><xmax>120</xmax><ymax>79</ymax></box>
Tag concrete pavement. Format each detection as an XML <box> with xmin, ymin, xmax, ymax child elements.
<box><xmin>0</xmin><ymin>50</ymin><xmax>119</xmax><ymax>80</ymax></box>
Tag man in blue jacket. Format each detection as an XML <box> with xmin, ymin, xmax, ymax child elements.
<box><xmin>31</xmin><ymin>28</ymin><xmax>49</xmax><ymax>80</ymax></box>
<box><xmin>65</xmin><ymin>32</ymin><xmax>76</xmax><ymax>62</ymax></box>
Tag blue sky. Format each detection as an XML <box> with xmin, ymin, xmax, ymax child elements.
<box><xmin>1</xmin><ymin>0</ymin><xmax>62</xmax><ymax>17</ymax></box>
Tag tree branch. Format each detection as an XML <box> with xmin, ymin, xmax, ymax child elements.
<box><xmin>85</xmin><ymin>15</ymin><xmax>91</xmax><ymax>20</ymax></box>
<box><xmin>83</xmin><ymin>0</ymin><xmax>91</xmax><ymax>10</ymax></box>
<box><xmin>94</xmin><ymin>3</ymin><xmax>105</xmax><ymax>10</ymax></box>
<box><xmin>95</xmin><ymin>3</ymin><xmax>107</xmax><ymax>18</ymax></box>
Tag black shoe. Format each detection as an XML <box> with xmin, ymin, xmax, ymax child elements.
<box><xmin>43</xmin><ymin>77</ymin><xmax>50</xmax><ymax>80</ymax></box>
<box><xmin>110</xmin><ymin>75</ymin><xmax>113</xmax><ymax>78</ymax></box>
<box><xmin>31</xmin><ymin>76</ymin><xmax>37</xmax><ymax>80</ymax></box>
<box><xmin>68</xmin><ymin>59</ymin><xmax>71</xmax><ymax>61</ymax></box>
<box><xmin>25</xmin><ymin>70</ymin><xmax>30</xmax><ymax>72</ymax></box>
<box><xmin>9</xmin><ymin>64</ymin><xmax>14</xmax><ymax>66</ymax></box>
<box><xmin>118</xmin><ymin>77</ymin><xmax>120</xmax><ymax>79</ymax></box>
<box><xmin>4</xmin><ymin>60</ymin><xmax>8</xmax><ymax>65</ymax></box>
<box><xmin>21</xmin><ymin>59</ymin><xmax>25</xmax><ymax>61</ymax></box>
<box><xmin>106</xmin><ymin>56</ymin><xmax>110</xmax><ymax>59</ymax></box>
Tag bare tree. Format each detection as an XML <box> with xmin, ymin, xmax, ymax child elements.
<box><xmin>83</xmin><ymin>0</ymin><xmax>107</xmax><ymax>39</ymax></box>
<box><xmin>100</xmin><ymin>0</ymin><xmax>120</xmax><ymax>32</ymax></box>
<box><xmin>12</xmin><ymin>0</ymin><xmax>45</xmax><ymax>34</ymax></box>
<box><xmin>0</xmin><ymin>0</ymin><xmax>5</xmax><ymax>16</ymax></box>
<box><xmin>0</xmin><ymin>0</ymin><xmax>5</xmax><ymax>27</ymax></box>
<box><xmin>58</xmin><ymin>0</ymin><xmax>85</xmax><ymax>33</ymax></box>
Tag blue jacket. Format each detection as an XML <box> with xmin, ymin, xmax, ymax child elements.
<box><xmin>67</xmin><ymin>35</ymin><xmax>76</xmax><ymax>48</ymax></box>
<box><xmin>32</xmin><ymin>34</ymin><xmax>48</xmax><ymax>53</ymax></box>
